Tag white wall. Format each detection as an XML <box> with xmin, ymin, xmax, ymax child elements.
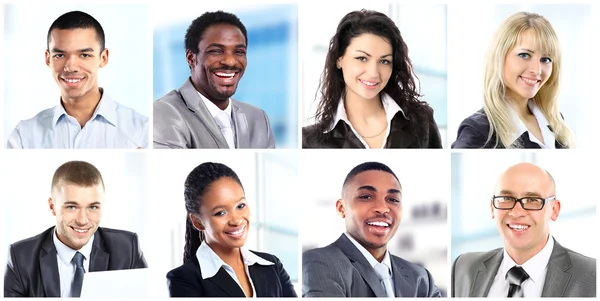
<box><xmin>3</xmin><ymin>3</ymin><xmax>152</xmax><ymax>145</ymax></box>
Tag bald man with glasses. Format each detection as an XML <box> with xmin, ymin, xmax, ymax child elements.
<box><xmin>451</xmin><ymin>162</ymin><xmax>596</xmax><ymax>297</ymax></box>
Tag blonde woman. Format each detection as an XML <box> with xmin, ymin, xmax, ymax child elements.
<box><xmin>451</xmin><ymin>12</ymin><xmax>574</xmax><ymax>149</ymax></box>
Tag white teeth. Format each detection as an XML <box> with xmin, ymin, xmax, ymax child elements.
<box><xmin>215</xmin><ymin>72</ymin><xmax>235</xmax><ymax>78</ymax></box>
<box><xmin>509</xmin><ymin>224</ymin><xmax>529</xmax><ymax>231</ymax></box>
<box><xmin>228</xmin><ymin>224</ymin><xmax>245</xmax><ymax>235</ymax></box>
<box><xmin>74</xmin><ymin>228</ymin><xmax>88</xmax><ymax>233</ymax></box>
<box><xmin>64</xmin><ymin>78</ymin><xmax>82</xmax><ymax>83</ymax></box>
<box><xmin>360</xmin><ymin>80</ymin><xmax>377</xmax><ymax>86</ymax></box>
<box><xmin>368</xmin><ymin>221</ymin><xmax>389</xmax><ymax>227</ymax></box>
<box><xmin>520</xmin><ymin>77</ymin><xmax>538</xmax><ymax>85</ymax></box>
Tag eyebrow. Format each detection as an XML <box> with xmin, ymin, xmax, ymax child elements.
<box><xmin>51</xmin><ymin>47</ymin><xmax>95</xmax><ymax>53</ymax></box>
<box><xmin>205</xmin><ymin>43</ymin><xmax>247</xmax><ymax>49</ymax></box>
<box><xmin>63</xmin><ymin>201</ymin><xmax>101</xmax><ymax>206</ymax></box>
<box><xmin>210</xmin><ymin>197</ymin><xmax>247</xmax><ymax>212</ymax></box>
<box><xmin>354</xmin><ymin>50</ymin><xmax>392</xmax><ymax>58</ymax></box>
<box><xmin>357</xmin><ymin>186</ymin><xmax>401</xmax><ymax>194</ymax></box>
<box><xmin>497</xmin><ymin>190</ymin><xmax>542</xmax><ymax>197</ymax></box>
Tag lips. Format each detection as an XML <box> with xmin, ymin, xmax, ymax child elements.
<box><xmin>519</xmin><ymin>76</ymin><xmax>540</xmax><ymax>87</ymax></box>
<box><xmin>359</xmin><ymin>79</ymin><xmax>379</xmax><ymax>90</ymax></box>
<box><xmin>60</xmin><ymin>76</ymin><xmax>85</xmax><ymax>88</ymax></box>
<box><xmin>225</xmin><ymin>224</ymin><xmax>246</xmax><ymax>238</ymax></box>
<box><xmin>211</xmin><ymin>68</ymin><xmax>241</xmax><ymax>86</ymax></box>
<box><xmin>71</xmin><ymin>226</ymin><xmax>91</xmax><ymax>236</ymax></box>
<box><xmin>365</xmin><ymin>217</ymin><xmax>393</xmax><ymax>236</ymax></box>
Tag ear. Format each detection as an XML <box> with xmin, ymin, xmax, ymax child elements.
<box><xmin>45</xmin><ymin>50</ymin><xmax>51</xmax><ymax>67</ymax></box>
<box><xmin>99</xmin><ymin>48</ymin><xmax>109</xmax><ymax>68</ymax></box>
<box><xmin>48</xmin><ymin>198</ymin><xmax>56</xmax><ymax>216</ymax></box>
<box><xmin>186</xmin><ymin>50</ymin><xmax>195</xmax><ymax>69</ymax></box>
<box><xmin>490</xmin><ymin>198</ymin><xmax>495</xmax><ymax>219</ymax></box>
<box><xmin>550</xmin><ymin>198</ymin><xmax>561</xmax><ymax>221</ymax></box>
<box><xmin>189</xmin><ymin>213</ymin><xmax>205</xmax><ymax>231</ymax></box>
<box><xmin>336</xmin><ymin>199</ymin><xmax>345</xmax><ymax>218</ymax></box>
<box><xmin>336</xmin><ymin>57</ymin><xmax>342</xmax><ymax>69</ymax></box>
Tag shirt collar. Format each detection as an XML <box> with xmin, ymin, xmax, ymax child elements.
<box><xmin>502</xmin><ymin>235</ymin><xmax>554</xmax><ymax>284</ymax></box>
<box><xmin>198</xmin><ymin>92</ymin><xmax>232</xmax><ymax>120</ymax></box>
<box><xmin>51</xmin><ymin>88</ymin><xmax>118</xmax><ymax>127</ymax></box>
<box><xmin>509</xmin><ymin>99</ymin><xmax>553</xmax><ymax>145</ymax></box>
<box><xmin>196</xmin><ymin>242</ymin><xmax>274</xmax><ymax>280</ymax></box>
<box><xmin>344</xmin><ymin>232</ymin><xmax>392</xmax><ymax>271</ymax></box>
<box><xmin>52</xmin><ymin>228</ymin><xmax>94</xmax><ymax>269</ymax></box>
<box><xmin>325</xmin><ymin>93</ymin><xmax>406</xmax><ymax>133</ymax></box>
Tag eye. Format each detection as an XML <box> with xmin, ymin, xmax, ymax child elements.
<box><xmin>80</xmin><ymin>53</ymin><xmax>92</xmax><ymax>58</ymax></box>
<box><xmin>214</xmin><ymin>210</ymin><xmax>226</xmax><ymax>217</ymax></box>
<box><xmin>498</xmin><ymin>196</ymin><xmax>514</xmax><ymax>202</ymax></box>
<box><xmin>89</xmin><ymin>206</ymin><xmax>99</xmax><ymax>211</ymax></box>
<box><xmin>387</xmin><ymin>197</ymin><xmax>400</xmax><ymax>203</ymax></box>
<box><xmin>518</xmin><ymin>53</ymin><xmax>531</xmax><ymax>59</ymax></box>
<box><xmin>235</xmin><ymin>49</ymin><xmax>246</xmax><ymax>56</ymax></box>
<box><xmin>355</xmin><ymin>56</ymin><xmax>367</xmax><ymax>62</ymax></box>
<box><xmin>358</xmin><ymin>195</ymin><xmax>372</xmax><ymax>200</ymax></box>
<box><xmin>66</xmin><ymin>205</ymin><xmax>76</xmax><ymax>210</ymax></box>
<box><xmin>53</xmin><ymin>54</ymin><xmax>64</xmax><ymax>59</ymax></box>
<box><xmin>380</xmin><ymin>59</ymin><xmax>392</xmax><ymax>65</ymax></box>
<box><xmin>522</xmin><ymin>197</ymin><xmax>541</xmax><ymax>204</ymax></box>
<box><xmin>541</xmin><ymin>57</ymin><xmax>552</xmax><ymax>64</ymax></box>
<box><xmin>206</xmin><ymin>49</ymin><xmax>223</xmax><ymax>55</ymax></box>
<box><xmin>237</xmin><ymin>203</ymin><xmax>246</xmax><ymax>210</ymax></box>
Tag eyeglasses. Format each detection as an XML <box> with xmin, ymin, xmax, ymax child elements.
<box><xmin>491</xmin><ymin>195</ymin><xmax>556</xmax><ymax>211</ymax></box>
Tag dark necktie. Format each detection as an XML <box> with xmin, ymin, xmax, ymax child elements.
<box><xmin>506</xmin><ymin>266</ymin><xmax>530</xmax><ymax>297</ymax></box>
<box><xmin>71</xmin><ymin>252</ymin><xmax>86</xmax><ymax>297</ymax></box>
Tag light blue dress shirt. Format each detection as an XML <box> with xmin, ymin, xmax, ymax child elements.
<box><xmin>6</xmin><ymin>90</ymin><xmax>148</xmax><ymax>149</ymax></box>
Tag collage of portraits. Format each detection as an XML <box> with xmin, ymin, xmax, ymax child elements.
<box><xmin>0</xmin><ymin>1</ymin><xmax>598</xmax><ymax>299</ymax></box>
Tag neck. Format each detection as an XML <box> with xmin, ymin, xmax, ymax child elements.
<box><xmin>506</xmin><ymin>94</ymin><xmax>531</xmax><ymax>120</ymax></box>
<box><xmin>344</xmin><ymin>91</ymin><xmax>385</xmax><ymax>124</ymax></box>
<box><xmin>209</xmin><ymin>242</ymin><xmax>244</xmax><ymax>268</ymax></box>
<box><xmin>505</xmin><ymin>234</ymin><xmax>549</xmax><ymax>265</ymax></box>
<box><xmin>61</xmin><ymin>88</ymin><xmax>102</xmax><ymax>127</ymax></box>
<box><xmin>191</xmin><ymin>78</ymin><xmax>230</xmax><ymax>110</ymax></box>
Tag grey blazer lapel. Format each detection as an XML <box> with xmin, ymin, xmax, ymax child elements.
<box><xmin>40</xmin><ymin>230</ymin><xmax>60</xmax><ymax>297</ymax></box>
<box><xmin>232</xmin><ymin>100</ymin><xmax>249</xmax><ymax>148</ymax></box>
<box><xmin>471</xmin><ymin>249</ymin><xmax>503</xmax><ymax>297</ymax></box>
<box><xmin>179</xmin><ymin>79</ymin><xmax>229</xmax><ymax>148</ymax></box>
<box><xmin>391</xmin><ymin>256</ymin><xmax>413</xmax><ymax>297</ymax></box>
<box><xmin>334</xmin><ymin>235</ymin><xmax>387</xmax><ymax>297</ymax></box>
<box><xmin>89</xmin><ymin>234</ymin><xmax>110</xmax><ymax>272</ymax></box>
<box><xmin>542</xmin><ymin>239</ymin><xmax>572</xmax><ymax>297</ymax></box>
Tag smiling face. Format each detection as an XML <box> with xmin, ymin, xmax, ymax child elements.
<box><xmin>49</xmin><ymin>182</ymin><xmax>103</xmax><ymax>250</ymax></box>
<box><xmin>337</xmin><ymin>170</ymin><xmax>402</xmax><ymax>259</ymax></box>
<box><xmin>187</xmin><ymin>23</ymin><xmax>247</xmax><ymax>103</ymax></box>
<box><xmin>503</xmin><ymin>29</ymin><xmax>553</xmax><ymax>103</ymax></box>
<box><xmin>193</xmin><ymin>177</ymin><xmax>249</xmax><ymax>254</ymax></box>
<box><xmin>337</xmin><ymin>33</ymin><xmax>393</xmax><ymax>103</ymax></box>
<box><xmin>492</xmin><ymin>163</ymin><xmax>560</xmax><ymax>263</ymax></box>
<box><xmin>46</xmin><ymin>28</ymin><xmax>108</xmax><ymax>103</ymax></box>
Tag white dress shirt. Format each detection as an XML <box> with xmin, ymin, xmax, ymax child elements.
<box><xmin>53</xmin><ymin>230</ymin><xmax>94</xmax><ymax>298</ymax></box>
<box><xmin>198</xmin><ymin>92</ymin><xmax>235</xmax><ymax>149</ymax></box>
<box><xmin>488</xmin><ymin>236</ymin><xmax>555</xmax><ymax>297</ymax></box>
<box><xmin>196</xmin><ymin>242</ymin><xmax>274</xmax><ymax>297</ymax></box>
<box><xmin>344</xmin><ymin>233</ymin><xmax>395</xmax><ymax>296</ymax></box>
<box><xmin>510</xmin><ymin>100</ymin><xmax>556</xmax><ymax>148</ymax></box>
<box><xmin>6</xmin><ymin>89</ymin><xmax>148</xmax><ymax>149</ymax></box>
<box><xmin>326</xmin><ymin>93</ymin><xmax>407</xmax><ymax>149</ymax></box>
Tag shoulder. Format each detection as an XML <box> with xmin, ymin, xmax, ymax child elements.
<box><xmin>562</xmin><ymin>245</ymin><xmax>596</xmax><ymax>268</ymax></box>
<box><xmin>303</xmin><ymin>242</ymin><xmax>344</xmax><ymax>262</ymax></box>
<box><xmin>231</xmin><ymin>99</ymin><xmax>267</xmax><ymax>116</ymax></box>
<box><xmin>14</xmin><ymin>107</ymin><xmax>56</xmax><ymax>129</ymax></box>
<box><xmin>155</xmin><ymin>89</ymin><xmax>184</xmax><ymax>105</ymax></box>
<box><xmin>451</xmin><ymin>109</ymin><xmax>492</xmax><ymax>149</ymax></box>
<box><xmin>302</xmin><ymin>123</ymin><xmax>327</xmax><ymax>148</ymax></box>
<box><xmin>96</xmin><ymin>227</ymin><xmax>139</xmax><ymax>245</ymax></box>
<box><xmin>112</xmin><ymin>100</ymin><xmax>148</xmax><ymax>121</ymax></box>
<box><xmin>167</xmin><ymin>257</ymin><xmax>199</xmax><ymax>280</ymax></box>
<box><xmin>9</xmin><ymin>227</ymin><xmax>53</xmax><ymax>252</ymax></box>
<box><xmin>453</xmin><ymin>249</ymin><xmax>501</xmax><ymax>268</ymax></box>
<box><xmin>459</xmin><ymin>109</ymin><xmax>490</xmax><ymax>129</ymax></box>
<box><xmin>390</xmin><ymin>254</ymin><xmax>432</xmax><ymax>277</ymax></box>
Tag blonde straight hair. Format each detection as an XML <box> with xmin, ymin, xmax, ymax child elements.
<box><xmin>482</xmin><ymin>12</ymin><xmax>574</xmax><ymax>148</ymax></box>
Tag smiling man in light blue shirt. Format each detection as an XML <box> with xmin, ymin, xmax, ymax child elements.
<box><xmin>6</xmin><ymin>11</ymin><xmax>148</xmax><ymax>149</ymax></box>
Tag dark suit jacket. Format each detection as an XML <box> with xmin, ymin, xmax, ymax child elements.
<box><xmin>166</xmin><ymin>250</ymin><xmax>296</xmax><ymax>297</ymax></box>
<box><xmin>302</xmin><ymin>109</ymin><xmax>442</xmax><ymax>148</ymax></box>
<box><xmin>4</xmin><ymin>226</ymin><xmax>148</xmax><ymax>297</ymax></box>
<box><xmin>451</xmin><ymin>238</ymin><xmax>596</xmax><ymax>297</ymax></box>
<box><xmin>451</xmin><ymin>109</ymin><xmax>567</xmax><ymax>149</ymax></box>
<box><xmin>303</xmin><ymin>234</ymin><xmax>441</xmax><ymax>297</ymax></box>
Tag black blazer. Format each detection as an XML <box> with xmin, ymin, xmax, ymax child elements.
<box><xmin>4</xmin><ymin>226</ymin><xmax>148</xmax><ymax>297</ymax></box>
<box><xmin>302</xmin><ymin>109</ymin><xmax>442</xmax><ymax>148</ymax></box>
<box><xmin>167</xmin><ymin>251</ymin><xmax>296</xmax><ymax>297</ymax></box>
<box><xmin>451</xmin><ymin>109</ymin><xmax>567</xmax><ymax>149</ymax></box>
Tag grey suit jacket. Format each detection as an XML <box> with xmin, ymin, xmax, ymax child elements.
<box><xmin>153</xmin><ymin>78</ymin><xmax>275</xmax><ymax>149</ymax></box>
<box><xmin>303</xmin><ymin>234</ymin><xmax>442</xmax><ymax>297</ymax></box>
<box><xmin>451</xmin><ymin>238</ymin><xmax>596</xmax><ymax>297</ymax></box>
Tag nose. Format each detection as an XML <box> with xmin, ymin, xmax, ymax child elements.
<box><xmin>229</xmin><ymin>211</ymin><xmax>243</xmax><ymax>226</ymax></box>
<box><xmin>365</xmin><ymin>60</ymin><xmax>380</xmax><ymax>78</ymax></box>
<box><xmin>508</xmin><ymin>201</ymin><xmax>528</xmax><ymax>218</ymax></box>
<box><xmin>63</xmin><ymin>55</ymin><xmax>79</xmax><ymax>72</ymax></box>
<box><xmin>220</xmin><ymin>51</ymin><xmax>237</xmax><ymax>67</ymax></box>
<box><xmin>75</xmin><ymin>209</ymin><xmax>89</xmax><ymax>225</ymax></box>
<box><xmin>528</xmin><ymin>59</ymin><xmax>542</xmax><ymax>76</ymax></box>
<box><xmin>372</xmin><ymin>197</ymin><xmax>390</xmax><ymax>215</ymax></box>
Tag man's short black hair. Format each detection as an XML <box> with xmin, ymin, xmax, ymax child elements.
<box><xmin>47</xmin><ymin>10</ymin><xmax>105</xmax><ymax>52</ymax></box>
<box><xmin>184</xmin><ymin>10</ymin><xmax>248</xmax><ymax>54</ymax></box>
<box><xmin>342</xmin><ymin>162</ymin><xmax>400</xmax><ymax>189</ymax></box>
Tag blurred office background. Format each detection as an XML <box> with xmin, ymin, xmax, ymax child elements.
<box><xmin>300</xmin><ymin>150</ymin><xmax>449</xmax><ymax>296</ymax></box>
<box><xmin>448</xmin><ymin>4</ymin><xmax>600</xmax><ymax>148</ymax></box>
<box><xmin>2</xmin><ymin>3</ymin><xmax>152</xmax><ymax>146</ymax></box>
<box><xmin>300</xmin><ymin>4</ymin><xmax>448</xmax><ymax>147</ymax></box>
<box><xmin>451</xmin><ymin>152</ymin><xmax>597</xmax><ymax>262</ymax></box>
<box><xmin>153</xmin><ymin>4</ymin><xmax>298</xmax><ymax>148</ymax></box>
<box><xmin>1</xmin><ymin>151</ymin><xmax>152</xmax><ymax>294</ymax></box>
<box><xmin>150</xmin><ymin>150</ymin><xmax>300</xmax><ymax>296</ymax></box>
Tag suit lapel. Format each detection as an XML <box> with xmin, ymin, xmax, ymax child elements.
<box><xmin>90</xmin><ymin>232</ymin><xmax>109</xmax><ymax>272</ymax></box>
<box><xmin>40</xmin><ymin>229</ymin><xmax>60</xmax><ymax>297</ymax></box>
<box><xmin>386</xmin><ymin>115</ymin><xmax>415</xmax><ymax>148</ymax></box>
<box><xmin>249</xmin><ymin>265</ymin><xmax>269</xmax><ymax>297</ymax></box>
<box><xmin>471</xmin><ymin>249</ymin><xmax>503</xmax><ymax>297</ymax></box>
<box><xmin>207</xmin><ymin>268</ymin><xmax>245</xmax><ymax>297</ymax></box>
<box><xmin>232</xmin><ymin>101</ymin><xmax>249</xmax><ymax>148</ymax></box>
<box><xmin>542</xmin><ymin>239</ymin><xmax>571</xmax><ymax>297</ymax></box>
<box><xmin>330</xmin><ymin>123</ymin><xmax>366</xmax><ymax>148</ymax></box>
<box><xmin>390</xmin><ymin>256</ymin><xmax>413</xmax><ymax>297</ymax></box>
<box><xmin>334</xmin><ymin>235</ymin><xmax>387</xmax><ymax>297</ymax></box>
<box><xmin>179</xmin><ymin>78</ymin><xmax>229</xmax><ymax>148</ymax></box>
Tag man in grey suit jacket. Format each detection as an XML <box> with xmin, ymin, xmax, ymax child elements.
<box><xmin>302</xmin><ymin>162</ymin><xmax>442</xmax><ymax>297</ymax></box>
<box><xmin>452</xmin><ymin>162</ymin><xmax>596</xmax><ymax>297</ymax></box>
<box><xmin>153</xmin><ymin>11</ymin><xmax>275</xmax><ymax>149</ymax></box>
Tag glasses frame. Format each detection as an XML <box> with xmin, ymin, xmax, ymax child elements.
<box><xmin>491</xmin><ymin>195</ymin><xmax>556</xmax><ymax>211</ymax></box>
